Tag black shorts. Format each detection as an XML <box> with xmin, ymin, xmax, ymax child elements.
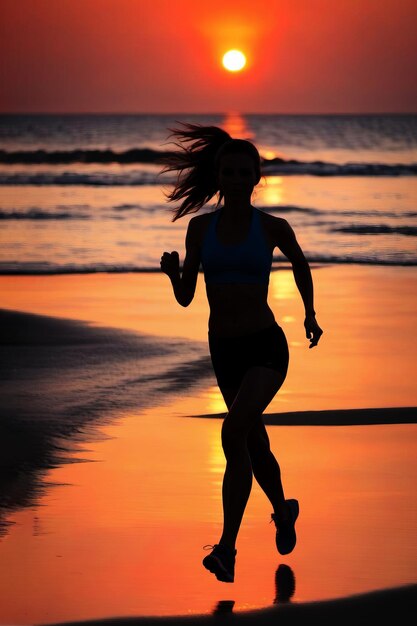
<box><xmin>208</xmin><ymin>322</ymin><xmax>289</xmax><ymax>389</ymax></box>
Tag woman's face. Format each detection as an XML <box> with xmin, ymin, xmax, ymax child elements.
<box><xmin>217</xmin><ymin>152</ymin><xmax>259</xmax><ymax>198</ymax></box>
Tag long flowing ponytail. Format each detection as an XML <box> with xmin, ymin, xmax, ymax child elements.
<box><xmin>158</xmin><ymin>122</ymin><xmax>232</xmax><ymax>221</ymax></box>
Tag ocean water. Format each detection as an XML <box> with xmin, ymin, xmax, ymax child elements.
<box><xmin>0</xmin><ymin>112</ymin><xmax>416</xmax><ymax>274</ymax></box>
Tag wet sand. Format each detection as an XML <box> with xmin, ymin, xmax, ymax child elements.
<box><xmin>1</xmin><ymin>264</ymin><xmax>416</xmax><ymax>413</ymax></box>
<box><xmin>0</xmin><ymin>266</ymin><xmax>416</xmax><ymax>623</ymax></box>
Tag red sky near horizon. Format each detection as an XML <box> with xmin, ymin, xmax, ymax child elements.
<box><xmin>1</xmin><ymin>0</ymin><xmax>416</xmax><ymax>114</ymax></box>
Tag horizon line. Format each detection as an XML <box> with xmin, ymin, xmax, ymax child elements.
<box><xmin>1</xmin><ymin>111</ymin><xmax>416</xmax><ymax>116</ymax></box>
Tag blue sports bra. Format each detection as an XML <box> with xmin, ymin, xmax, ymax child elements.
<box><xmin>201</xmin><ymin>208</ymin><xmax>273</xmax><ymax>285</ymax></box>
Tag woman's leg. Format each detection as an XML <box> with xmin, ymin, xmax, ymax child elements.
<box><xmin>217</xmin><ymin>366</ymin><xmax>286</xmax><ymax>550</ymax></box>
<box><xmin>219</xmin><ymin>380</ymin><xmax>288</xmax><ymax>529</ymax></box>
<box><xmin>246</xmin><ymin>419</ymin><xmax>288</xmax><ymax>519</ymax></box>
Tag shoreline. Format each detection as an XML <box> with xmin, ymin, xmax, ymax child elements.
<box><xmin>46</xmin><ymin>583</ymin><xmax>417</xmax><ymax>625</ymax></box>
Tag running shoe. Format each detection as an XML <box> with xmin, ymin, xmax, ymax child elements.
<box><xmin>202</xmin><ymin>543</ymin><xmax>237</xmax><ymax>583</ymax></box>
<box><xmin>271</xmin><ymin>499</ymin><xmax>299</xmax><ymax>555</ymax></box>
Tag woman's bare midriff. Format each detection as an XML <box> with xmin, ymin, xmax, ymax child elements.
<box><xmin>206</xmin><ymin>282</ymin><xmax>276</xmax><ymax>337</ymax></box>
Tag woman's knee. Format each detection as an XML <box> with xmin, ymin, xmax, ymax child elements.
<box><xmin>247</xmin><ymin>429</ymin><xmax>273</xmax><ymax>467</ymax></box>
<box><xmin>247</xmin><ymin>431</ymin><xmax>270</xmax><ymax>457</ymax></box>
<box><xmin>221</xmin><ymin>420</ymin><xmax>246</xmax><ymax>457</ymax></box>
<box><xmin>247</xmin><ymin>419</ymin><xmax>269</xmax><ymax>448</ymax></box>
<box><xmin>248</xmin><ymin>436</ymin><xmax>281</xmax><ymax>477</ymax></box>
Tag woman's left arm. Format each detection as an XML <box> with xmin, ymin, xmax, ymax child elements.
<box><xmin>274</xmin><ymin>219</ymin><xmax>323</xmax><ymax>349</ymax></box>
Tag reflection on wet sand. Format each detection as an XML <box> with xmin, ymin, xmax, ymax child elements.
<box><xmin>274</xmin><ymin>564</ymin><xmax>296</xmax><ymax>604</ymax></box>
<box><xmin>211</xmin><ymin>564</ymin><xmax>296</xmax><ymax>615</ymax></box>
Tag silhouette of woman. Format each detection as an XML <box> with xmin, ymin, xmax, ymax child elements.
<box><xmin>160</xmin><ymin>123</ymin><xmax>323</xmax><ymax>583</ymax></box>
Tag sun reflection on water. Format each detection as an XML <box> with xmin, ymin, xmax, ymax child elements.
<box><xmin>259</xmin><ymin>176</ymin><xmax>284</xmax><ymax>206</ymax></box>
<box><xmin>269</xmin><ymin>270</ymin><xmax>297</xmax><ymax>302</ymax></box>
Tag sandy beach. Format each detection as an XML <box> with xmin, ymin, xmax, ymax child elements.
<box><xmin>1</xmin><ymin>265</ymin><xmax>416</xmax><ymax>624</ymax></box>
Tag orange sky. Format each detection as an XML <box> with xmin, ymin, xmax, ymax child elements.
<box><xmin>1</xmin><ymin>0</ymin><xmax>416</xmax><ymax>113</ymax></box>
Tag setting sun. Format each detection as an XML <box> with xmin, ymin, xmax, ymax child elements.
<box><xmin>222</xmin><ymin>49</ymin><xmax>246</xmax><ymax>72</ymax></box>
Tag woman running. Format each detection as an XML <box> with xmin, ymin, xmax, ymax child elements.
<box><xmin>160</xmin><ymin>123</ymin><xmax>323</xmax><ymax>583</ymax></box>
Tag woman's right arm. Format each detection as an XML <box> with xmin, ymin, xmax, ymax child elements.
<box><xmin>160</xmin><ymin>216</ymin><xmax>201</xmax><ymax>307</ymax></box>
